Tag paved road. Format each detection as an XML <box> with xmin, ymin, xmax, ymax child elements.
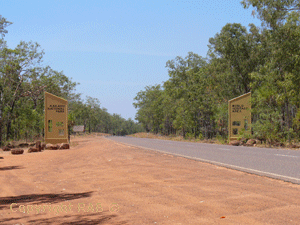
<box><xmin>105</xmin><ymin>136</ymin><xmax>300</xmax><ymax>184</ymax></box>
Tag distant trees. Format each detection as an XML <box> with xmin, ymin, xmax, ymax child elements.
<box><xmin>69</xmin><ymin>95</ymin><xmax>144</xmax><ymax>136</ymax></box>
<box><xmin>0</xmin><ymin>15</ymin><xmax>143</xmax><ymax>145</ymax></box>
<box><xmin>133</xmin><ymin>1</ymin><xmax>300</xmax><ymax>143</ymax></box>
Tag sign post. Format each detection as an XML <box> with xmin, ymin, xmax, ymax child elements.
<box><xmin>228</xmin><ymin>92</ymin><xmax>251</xmax><ymax>141</ymax></box>
<box><xmin>44</xmin><ymin>92</ymin><xmax>68</xmax><ymax>144</ymax></box>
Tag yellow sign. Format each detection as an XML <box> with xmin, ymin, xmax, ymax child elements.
<box><xmin>228</xmin><ymin>92</ymin><xmax>251</xmax><ymax>141</ymax></box>
<box><xmin>44</xmin><ymin>92</ymin><xmax>68</xmax><ymax>144</ymax></box>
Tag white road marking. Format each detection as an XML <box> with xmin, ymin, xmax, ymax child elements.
<box><xmin>105</xmin><ymin>137</ymin><xmax>300</xmax><ymax>184</ymax></box>
<box><xmin>275</xmin><ymin>154</ymin><xmax>298</xmax><ymax>158</ymax></box>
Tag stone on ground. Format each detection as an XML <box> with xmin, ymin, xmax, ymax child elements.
<box><xmin>28</xmin><ymin>147</ymin><xmax>41</xmax><ymax>153</ymax></box>
<box><xmin>11</xmin><ymin>149</ymin><xmax>24</xmax><ymax>155</ymax></box>
<box><xmin>2</xmin><ymin>146</ymin><xmax>11</xmax><ymax>151</ymax></box>
<box><xmin>7</xmin><ymin>143</ymin><xmax>15</xmax><ymax>148</ymax></box>
<box><xmin>287</xmin><ymin>143</ymin><xmax>298</xmax><ymax>148</ymax></box>
<box><xmin>36</xmin><ymin>141</ymin><xmax>42</xmax><ymax>151</ymax></box>
<box><xmin>18</xmin><ymin>143</ymin><xmax>29</xmax><ymax>148</ymax></box>
<box><xmin>45</xmin><ymin>144</ymin><xmax>58</xmax><ymax>150</ymax></box>
<box><xmin>229</xmin><ymin>140</ymin><xmax>240</xmax><ymax>146</ymax></box>
<box><xmin>59</xmin><ymin>143</ymin><xmax>70</xmax><ymax>150</ymax></box>
<box><xmin>246</xmin><ymin>139</ymin><xmax>256</xmax><ymax>146</ymax></box>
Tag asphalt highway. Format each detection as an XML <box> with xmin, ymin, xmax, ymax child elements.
<box><xmin>106</xmin><ymin>136</ymin><xmax>300</xmax><ymax>184</ymax></box>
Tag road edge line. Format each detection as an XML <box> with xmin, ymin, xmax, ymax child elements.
<box><xmin>104</xmin><ymin>137</ymin><xmax>300</xmax><ymax>184</ymax></box>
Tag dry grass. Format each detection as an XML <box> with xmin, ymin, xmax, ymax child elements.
<box><xmin>128</xmin><ymin>132</ymin><xmax>224</xmax><ymax>144</ymax></box>
<box><xmin>129</xmin><ymin>132</ymin><xmax>300</xmax><ymax>150</ymax></box>
<box><xmin>72</xmin><ymin>132</ymin><xmax>112</xmax><ymax>137</ymax></box>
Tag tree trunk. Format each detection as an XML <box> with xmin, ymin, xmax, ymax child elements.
<box><xmin>285</xmin><ymin>97</ymin><xmax>291</xmax><ymax>142</ymax></box>
<box><xmin>0</xmin><ymin>119</ymin><xmax>2</xmax><ymax>146</ymax></box>
<box><xmin>68</xmin><ymin>125</ymin><xmax>71</xmax><ymax>143</ymax></box>
<box><xmin>6</xmin><ymin>120</ymin><xmax>11</xmax><ymax>141</ymax></box>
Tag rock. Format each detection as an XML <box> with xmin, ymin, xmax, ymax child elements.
<box><xmin>255</xmin><ymin>139</ymin><xmax>262</xmax><ymax>144</ymax></box>
<box><xmin>229</xmin><ymin>140</ymin><xmax>240</xmax><ymax>146</ymax></box>
<box><xmin>239</xmin><ymin>138</ymin><xmax>247</xmax><ymax>145</ymax></box>
<box><xmin>36</xmin><ymin>141</ymin><xmax>42</xmax><ymax>151</ymax></box>
<box><xmin>7</xmin><ymin>143</ymin><xmax>15</xmax><ymax>148</ymax></box>
<box><xmin>253</xmin><ymin>144</ymin><xmax>256</xmax><ymax>147</ymax></box>
<box><xmin>256</xmin><ymin>138</ymin><xmax>266</xmax><ymax>144</ymax></box>
<box><xmin>41</xmin><ymin>143</ymin><xmax>46</xmax><ymax>150</ymax></box>
<box><xmin>246</xmin><ymin>139</ymin><xmax>256</xmax><ymax>146</ymax></box>
<box><xmin>28</xmin><ymin>147</ymin><xmax>41</xmax><ymax>153</ymax></box>
<box><xmin>18</xmin><ymin>143</ymin><xmax>29</xmax><ymax>148</ymax></box>
<box><xmin>45</xmin><ymin>144</ymin><xmax>58</xmax><ymax>150</ymax></box>
<box><xmin>2</xmin><ymin>146</ymin><xmax>11</xmax><ymax>151</ymax></box>
<box><xmin>59</xmin><ymin>143</ymin><xmax>70</xmax><ymax>150</ymax></box>
<box><xmin>271</xmin><ymin>141</ymin><xmax>285</xmax><ymax>147</ymax></box>
<box><xmin>287</xmin><ymin>143</ymin><xmax>297</xmax><ymax>148</ymax></box>
<box><xmin>45</xmin><ymin>144</ymin><xmax>53</xmax><ymax>150</ymax></box>
<box><xmin>11</xmin><ymin>149</ymin><xmax>24</xmax><ymax>155</ymax></box>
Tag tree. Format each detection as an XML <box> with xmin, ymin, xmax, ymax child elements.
<box><xmin>0</xmin><ymin>41</ymin><xmax>44</xmax><ymax>143</ymax></box>
<box><xmin>0</xmin><ymin>15</ymin><xmax>12</xmax><ymax>50</ymax></box>
<box><xmin>207</xmin><ymin>23</ymin><xmax>264</xmax><ymax>96</ymax></box>
<box><xmin>133</xmin><ymin>84</ymin><xmax>163</xmax><ymax>133</ymax></box>
<box><xmin>241</xmin><ymin>0</ymin><xmax>300</xmax><ymax>29</ymax></box>
<box><xmin>249</xmin><ymin>12</ymin><xmax>300</xmax><ymax>142</ymax></box>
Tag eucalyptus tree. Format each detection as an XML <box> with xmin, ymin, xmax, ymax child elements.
<box><xmin>250</xmin><ymin>14</ymin><xmax>300</xmax><ymax>142</ymax></box>
<box><xmin>207</xmin><ymin>23</ymin><xmax>264</xmax><ymax>96</ymax></box>
<box><xmin>0</xmin><ymin>15</ymin><xmax>11</xmax><ymax>50</ymax></box>
<box><xmin>0</xmin><ymin>40</ymin><xmax>45</xmax><ymax>142</ymax></box>
<box><xmin>241</xmin><ymin>0</ymin><xmax>300</xmax><ymax>29</ymax></box>
<box><xmin>0</xmin><ymin>16</ymin><xmax>11</xmax><ymax>144</ymax></box>
<box><xmin>242</xmin><ymin>0</ymin><xmax>300</xmax><ymax>142</ymax></box>
<box><xmin>133</xmin><ymin>84</ymin><xmax>163</xmax><ymax>133</ymax></box>
<box><xmin>164</xmin><ymin>52</ymin><xmax>216</xmax><ymax>138</ymax></box>
<box><xmin>85</xmin><ymin>96</ymin><xmax>101</xmax><ymax>133</ymax></box>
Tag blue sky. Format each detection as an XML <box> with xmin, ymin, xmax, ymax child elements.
<box><xmin>0</xmin><ymin>0</ymin><xmax>261</xmax><ymax>120</ymax></box>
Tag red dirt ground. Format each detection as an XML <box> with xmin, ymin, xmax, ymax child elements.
<box><xmin>0</xmin><ymin>134</ymin><xmax>299</xmax><ymax>224</ymax></box>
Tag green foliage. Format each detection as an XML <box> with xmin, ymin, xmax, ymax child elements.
<box><xmin>133</xmin><ymin>84</ymin><xmax>164</xmax><ymax>133</ymax></box>
<box><xmin>216</xmin><ymin>133</ymin><xmax>227</xmax><ymax>144</ymax></box>
<box><xmin>133</xmin><ymin>2</ymin><xmax>300</xmax><ymax>143</ymax></box>
<box><xmin>241</xmin><ymin>0</ymin><xmax>300</xmax><ymax>29</ymax></box>
<box><xmin>293</xmin><ymin>109</ymin><xmax>300</xmax><ymax>134</ymax></box>
<box><xmin>0</xmin><ymin>15</ymin><xmax>142</xmax><ymax>145</ymax></box>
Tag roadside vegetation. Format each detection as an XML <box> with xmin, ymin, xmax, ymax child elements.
<box><xmin>0</xmin><ymin>15</ymin><xmax>143</xmax><ymax>146</ymax></box>
<box><xmin>133</xmin><ymin>0</ymin><xmax>300</xmax><ymax>146</ymax></box>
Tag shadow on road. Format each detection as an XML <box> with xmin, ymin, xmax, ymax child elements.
<box><xmin>0</xmin><ymin>192</ymin><xmax>126</xmax><ymax>224</ymax></box>
<box><xmin>27</xmin><ymin>212</ymin><xmax>126</xmax><ymax>225</ymax></box>
<box><xmin>0</xmin><ymin>192</ymin><xmax>93</xmax><ymax>210</ymax></box>
<box><xmin>0</xmin><ymin>215</ymin><xmax>30</xmax><ymax>224</ymax></box>
<box><xmin>0</xmin><ymin>165</ymin><xmax>23</xmax><ymax>171</ymax></box>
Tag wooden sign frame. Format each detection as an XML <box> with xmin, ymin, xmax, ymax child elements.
<box><xmin>44</xmin><ymin>92</ymin><xmax>68</xmax><ymax>144</ymax></box>
<box><xmin>228</xmin><ymin>92</ymin><xmax>251</xmax><ymax>141</ymax></box>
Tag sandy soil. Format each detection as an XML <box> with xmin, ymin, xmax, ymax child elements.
<box><xmin>0</xmin><ymin>134</ymin><xmax>299</xmax><ymax>225</ymax></box>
